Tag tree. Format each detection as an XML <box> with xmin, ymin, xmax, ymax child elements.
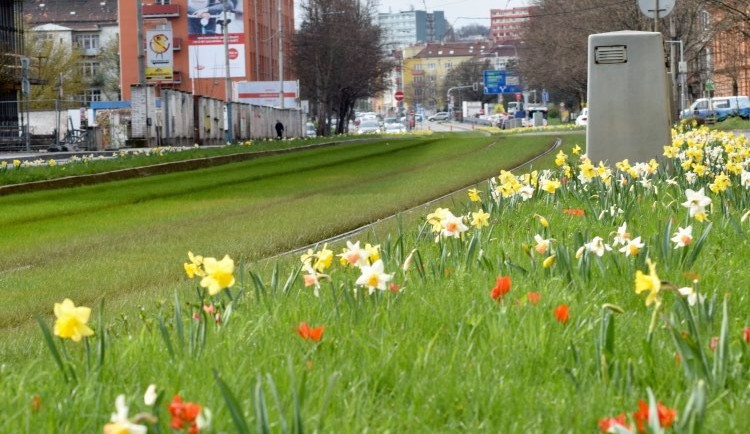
<box><xmin>293</xmin><ymin>0</ymin><xmax>395</xmax><ymax>135</ymax></box>
<box><xmin>518</xmin><ymin>0</ymin><xmax>734</xmax><ymax>107</ymax></box>
<box><xmin>25</xmin><ymin>32</ymin><xmax>85</xmax><ymax>109</ymax></box>
<box><xmin>98</xmin><ymin>35</ymin><xmax>122</xmax><ymax>101</ymax></box>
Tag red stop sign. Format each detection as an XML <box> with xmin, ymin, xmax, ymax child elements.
<box><xmin>394</xmin><ymin>90</ymin><xmax>404</xmax><ymax>101</ymax></box>
<box><xmin>515</xmin><ymin>93</ymin><xmax>522</xmax><ymax>101</ymax></box>
<box><xmin>228</xmin><ymin>48</ymin><xmax>239</xmax><ymax>60</ymax></box>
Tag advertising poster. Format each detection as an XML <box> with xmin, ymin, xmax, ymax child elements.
<box><xmin>146</xmin><ymin>29</ymin><xmax>174</xmax><ymax>82</ymax></box>
<box><xmin>187</xmin><ymin>0</ymin><xmax>245</xmax><ymax>78</ymax></box>
<box><xmin>235</xmin><ymin>81</ymin><xmax>299</xmax><ymax>108</ymax></box>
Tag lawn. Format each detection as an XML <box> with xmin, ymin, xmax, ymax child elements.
<box><xmin>6</xmin><ymin>126</ymin><xmax>746</xmax><ymax>433</ymax></box>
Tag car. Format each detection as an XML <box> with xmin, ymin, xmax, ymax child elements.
<box><xmin>428</xmin><ymin>112</ymin><xmax>450</xmax><ymax>122</ymax></box>
<box><xmin>305</xmin><ymin>122</ymin><xmax>316</xmax><ymax>138</ymax></box>
<box><xmin>681</xmin><ymin>96</ymin><xmax>750</xmax><ymax>121</ymax></box>
<box><xmin>357</xmin><ymin>120</ymin><xmax>381</xmax><ymax>134</ymax></box>
<box><xmin>384</xmin><ymin>122</ymin><xmax>406</xmax><ymax>134</ymax></box>
<box><xmin>575</xmin><ymin>108</ymin><xmax>589</xmax><ymax>126</ymax></box>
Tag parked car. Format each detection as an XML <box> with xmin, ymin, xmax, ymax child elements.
<box><xmin>305</xmin><ymin>122</ymin><xmax>316</xmax><ymax>138</ymax></box>
<box><xmin>681</xmin><ymin>96</ymin><xmax>750</xmax><ymax>122</ymax></box>
<box><xmin>575</xmin><ymin>108</ymin><xmax>589</xmax><ymax>126</ymax></box>
<box><xmin>384</xmin><ymin>122</ymin><xmax>406</xmax><ymax>134</ymax></box>
<box><xmin>428</xmin><ymin>112</ymin><xmax>450</xmax><ymax>122</ymax></box>
<box><xmin>357</xmin><ymin>120</ymin><xmax>381</xmax><ymax>134</ymax></box>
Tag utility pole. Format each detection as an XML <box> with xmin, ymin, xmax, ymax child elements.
<box><xmin>278</xmin><ymin>0</ymin><xmax>284</xmax><ymax>109</ymax></box>
<box><xmin>224</xmin><ymin>1</ymin><xmax>233</xmax><ymax>142</ymax></box>
<box><xmin>136</xmin><ymin>0</ymin><xmax>149</xmax><ymax>146</ymax></box>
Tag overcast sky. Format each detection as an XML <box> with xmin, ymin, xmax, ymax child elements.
<box><xmin>294</xmin><ymin>0</ymin><xmax>532</xmax><ymax>29</ymax></box>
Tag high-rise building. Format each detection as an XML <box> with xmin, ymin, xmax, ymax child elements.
<box><xmin>489</xmin><ymin>6</ymin><xmax>533</xmax><ymax>43</ymax></box>
<box><xmin>378</xmin><ymin>10</ymin><xmax>446</xmax><ymax>48</ymax></box>
<box><xmin>118</xmin><ymin>0</ymin><xmax>294</xmax><ymax>101</ymax></box>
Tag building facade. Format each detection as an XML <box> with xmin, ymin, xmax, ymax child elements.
<box><xmin>709</xmin><ymin>12</ymin><xmax>750</xmax><ymax>97</ymax></box>
<box><xmin>378</xmin><ymin>10</ymin><xmax>446</xmax><ymax>48</ymax></box>
<box><xmin>0</xmin><ymin>0</ymin><xmax>24</xmax><ymax>126</ymax></box>
<box><xmin>401</xmin><ymin>42</ymin><xmax>488</xmax><ymax>109</ymax></box>
<box><xmin>118</xmin><ymin>0</ymin><xmax>294</xmax><ymax>102</ymax></box>
<box><xmin>26</xmin><ymin>0</ymin><xmax>120</xmax><ymax>103</ymax></box>
<box><xmin>489</xmin><ymin>6</ymin><xmax>533</xmax><ymax>43</ymax></box>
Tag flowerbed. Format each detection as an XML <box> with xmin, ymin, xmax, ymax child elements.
<box><xmin>6</xmin><ymin>124</ymin><xmax>750</xmax><ymax>432</ymax></box>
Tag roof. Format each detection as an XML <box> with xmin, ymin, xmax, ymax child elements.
<box><xmin>25</xmin><ymin>0</ymin><xmax>117</xmax><ymax>29</ymax></box>
<box><xmin>32</xmin><ymin>23</ymin><xmax>72</xmax><ymax>32</ymax></box>
<box><xmin>413</xmin><ymin>42</ymin><xmax>492</xmax><ymax>59</ymax></box>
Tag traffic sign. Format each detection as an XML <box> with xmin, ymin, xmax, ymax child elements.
<box><xmin>483</xmin><ymin>70</ymin><xmax>522</xmax><ymax>94</ymax></box>
<box><xmin>704</xmin><ymin>80</ymin><xmax>714</xmax><ymax>92</ymax></box>
<box><xmin>638</xmin><ymin>0</ymin><xmax>675</xmax><ymax>19</ymax></box>
<box><xmin>394</xmin><ymin>90</ymin><xmax>404</xmax><ymax>102</ymax></box>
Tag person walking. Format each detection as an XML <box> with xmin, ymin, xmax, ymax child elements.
<box><xmin>275</xmin><ymin>120</ymin><xmax>284</xmax><ymax>139</ymax></box>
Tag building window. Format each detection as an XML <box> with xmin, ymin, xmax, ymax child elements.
<box><xmin>414</xmin><ymin>64</ymin><xmax>423</xmax><ymax>71</ymax></box>
<box><xmin>74</xmin><ymin>34</ymin><xmax>100</xmax><ymax>51</ymax></box>
<box><xmin>413</xmin><ymin>76</ymin><xmax>424</xmax><ymax>83</ymax></box>
<box><xmin>444</xmin><ymin>62</ymin><xmax>452</xmax><ymax>70</ymax></box>
<box><xmin>428</xmin><ymin>63</ymin><xmax>436</xmax><ymax>70</ymax></box>
<box><xmin>82</xmin><ymin>89</ymin><xmax>102</xmax><ymax>103</ymax></box>
<box><xmin>82</xmin><ymin>61</ymin><xmax>101</xmax><ymax>77</ymax></box>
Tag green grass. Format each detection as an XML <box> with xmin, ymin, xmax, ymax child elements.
<box><xmin>707</xmin><ymin>116</ymin><xmax>750</xmax><ymax>131</ymax></box>
<box><xmin>0</xmin><ymin>133</ymin><xmax>563</xmax><ymax>355</ymax></box>
<box><xmin>12</xmin><ymin>127</ymin><xmax>750</xmax><ymax>433</ymax></box>
<box><xmin>0</xmin><ymin>135</ymin><xmax>381</xmax><ymax>186</ymax></box>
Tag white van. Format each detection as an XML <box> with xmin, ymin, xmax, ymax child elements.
<box><xmin>682</xmin><ymin>96</ymin><xmax>750</xmax><ymax>121</ymax></box>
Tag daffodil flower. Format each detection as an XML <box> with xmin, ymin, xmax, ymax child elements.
<box><xmin>54</xmin><ymin>298</ymin><xmax>95</xmax><ymax>342</ymax></box>
<box><xmin>671</xmin><ymin>226</ymin><xmax>693</xmax><ymax>248</ymax></box>
<box><xmin>470</xmin><ymin>210</ymin><xmax>490</xmax><ymax>228</ymax></box>
<box><xmin>200</xmin><ymin>255</ymin><xmax>235</xmax><ymax>296</ymax></box>
<box><xmin>467</xmin><ymin>188</ymin><xmax>481</xmax><ymax>202</ymax></box>
<box><xmin>355</xmin><ymin>259</ymin><xmax>394</xmax><ymax>294</ymax></box>
<box><xmin>682</xmin><ymin>187</ymin><xmax>711</xmax><ymax>221</ymax></box>
<box><xmin>619</xmin><ymin>237</ymin><xmax>644</xmax><ymax>256</ymax></box>
<box><xmin>103</xmin><ymin>395</ymin><xmax>147</xmax><ymax>434</ymax></box>
<box><xmin>338</xmin><ymin>240</ymin><xmax>370</xmax><ymax>267</ymax></box>
<box><xmin>678</xmin><ymin>286</ymin><xmax>704</xmax><ymax>306</ymax></box>
<box><xmin>611</xmin><ymin>222</ymin><xmax>631</xmax><ymax>247</ymax></box>
<box><xmin>439</xmin><ymin>211</ymin><xmax>468</xmax><ymax>238</ymax></box>
<box><xmin>635</xmin><ymin>258</ymin><xmax>661</xmax><ymax>306</ymax></box>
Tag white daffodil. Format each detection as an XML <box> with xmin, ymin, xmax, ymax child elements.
<box><xmin>355</xmin><ymin>259</ymin><xmax>394</xmax><ymax>294</ymax></box>
<box><xmin>518</xmin><ymin>184</ymin><xmax>535</xmax><ymax>201</ymax></box>
<box><xmin>144</xmin><ymin>384</ymin><xmax>158</xmax><ymax>406</ymax></box>
<box><xmin>103</xmin><ymin>395</ymin><xmax>147</xmax><ymax>434</ymax></box>
<box><xmin>440</xmin><ymin>212</ymin><xmax>469</xmax><ymax>239</ymax></box>
<box><xmin>678</xmin><ymin>286</ymin><xmax>705</xmax><ymax>306</ymax></box>
<box><xmin>338</xmin><ymin>240</ymin><xmax>370</xmax><ymax>267</ymax></box>
<box><xmin>611</xmin><ymin>222</ymin><xmax>631</xmax><ymax>247</ymax></box>
<box><xmin>682</xmin><ymin>187</ymin><xmax>711</xmax><ymax>221</ymax></box>
<box><xmin>671</xmin><ymin>225</ymin><xmax>693</xmax><ymax>248</ymax></box>
<box><xmin>533</xmin><ymin>234</ymin><xmax>552</xmax><ymax>255</ymax></box>
<box><xmin>576</xmin><ymin>236</ymin><xmax>612</xmax><ymax>258</ymax></box>
<box><xmin>618</xmin><ymin>236</ymin><xmax>644</xmax><ymax>257</ymax></box>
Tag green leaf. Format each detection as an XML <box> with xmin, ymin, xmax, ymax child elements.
<box><xmin>254</xmin><ymin>374</ymin><xmax>271</xmax><ymax>434</ymax></box>
<box><xmin>34</xmin><ymin>315</ymin><xmax>69</xmax><ymax>383</ymax></box>
<box><xmin>214</xmin><ymin>369</ymin><xmax>251</xmax><ymax>434</ymax></box>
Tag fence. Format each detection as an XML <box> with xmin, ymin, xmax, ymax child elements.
<box><xmin>0</xmin><ymin>90</ymin><xmax>304</xmax><ymax>151</ymax></box>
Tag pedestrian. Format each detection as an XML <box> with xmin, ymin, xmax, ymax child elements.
<box><xmin>275</xmin><ymin>120</ymin><xmax>284</xmax><ymax>139</ymax></box>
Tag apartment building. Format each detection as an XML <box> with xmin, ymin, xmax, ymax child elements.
<box><xmin>489</xmin><ymin>6</ymin><xmax>533</xmax><ymax>43</ymax></box>
<box><xmin>378</xmin><ymin>10</ymin><xmax>447</xmax><ymax>48</ymax></box>
<box><xmin>0</xmin><ymin>0</ymin><xmax>24</xmax><ymax>126</ymax></box>
<box><xmin>118</xmin><ymin>0</ymin><xmax>294</xmax><ymax>101</ymax></box>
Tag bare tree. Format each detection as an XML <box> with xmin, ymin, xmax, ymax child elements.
<box><xmin>293</xmin><ymin>0</ymin><xmax>395</xmax><ymax>135</ymax></box>
<box><xmin>441</xmin><ymin>59</ymin><xmax>493</xmax><ymax>106</ymax></box>
<box><xmin>518</xmin><ymin>0</ymin><xmax>730</xmax><ymax>107</ymax></box>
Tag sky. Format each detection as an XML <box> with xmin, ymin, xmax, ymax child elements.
<box><xmin>294</xmin><ymin>0</ymin><xmax>532</xmax><ymax>29</ymax></box>
<box><xmin>375</xmin><ymin>0</ymin><xmax>531</xmax><ymax>27</ymax></box>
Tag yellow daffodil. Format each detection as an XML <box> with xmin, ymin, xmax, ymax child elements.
<box><xmin>663</xmin><ymin>145</ymin><xmax>679</xmax><ymax>158</ymax></box>
<box><xmin>184</xmin><ymin>251</ymin><xmax>205</xmax><ymax>278</ymax></box>
<box><xmin>572</xmin><ymin>145</ymin><xmax>582</xmax><ymax>155</ymax></box>
<box><xmin>467</xmin><ymin>188</ymin><xmax>481</xmax><ymax>202</ymax></box>
<box><xmin>708</xmin><ymin>172</ymin><xmax>731</xmax><ymax>193</ymax></box>
<box><xmin>543</xmin><ymin>255</ymin><xmax>556</xmax><ymax>268</ymax></box>
<box><xmin>534</xmin><ymin>214</ymin><xmax>549</xmax><ymax>228</ymax></box>
<box><xmin>635</xmin><ymin>258</ymin><xmax>661</xmax><ymax>306</ymax></box>
<box><xmin>365</xmin><ymin>243</ymin><xmax>380</xmax><ymax>263</ymax></box>
<box><xmin>13</xmin><ymin>159</ymin><xmax>21</xmax><ymax>168</ymax></box>
<box><xmin>200</xmin><ymin>255</ymin><xmax>235</xmax><ymax>295</ymax></box>
<box><xmin>554</xmin><ymin>151</ymin><xmax>568</xmax><ymax>167</ymax></box>
<box><xmin>54</xmin><ymin>298</ymin><xmax>95</xmax><ymax>342</ymax></box>
<box><xmin>541</xmin><ymin>179</ymin><xmax>561</xmax><ymax>194</ymax></box>
<box><xmin>470</xmin><ymin>210</ymin><xmax>490</xmax><ymax>228</ymax></box>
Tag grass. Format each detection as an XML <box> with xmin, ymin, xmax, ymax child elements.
<box><xmin>9</xmin><ymin>126</ymin><xmax>750</xmax><ymax>432</ymax></box>
<box><xmin>0</xmin><ymin>134</ymin><xmax>398</xmax><ymax>186</ymax></box>
<box><xmin>707</xmin><ymin>116</ymin><xmax>750</xmax><ymax>131</ymax></box>
<box><xmin>10</xmin><ymin>124</ymin><xmax>750</xmax><ymax>433</ymax></box>
<box><xmin>0</xmin><ymin>133</ymin><xmax>565</xmax><ymax>359</ymax></box>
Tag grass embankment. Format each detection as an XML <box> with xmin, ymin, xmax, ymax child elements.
<box><xmin>0</xmin><ymin>133</ymin><xmax>567</xmax><ymax>360</ymax></box>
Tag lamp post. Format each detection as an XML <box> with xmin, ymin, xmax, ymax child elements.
<box><xmin>278</xmin><ymin>0</ymin><xmax>284</xmax><ymax>109</ymax></box>
<box><xmin>223</xmin><ymin>1</ymin><xmax>233</xmax><ymax>143</ymax></box>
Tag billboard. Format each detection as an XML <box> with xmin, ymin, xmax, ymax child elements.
<box><xmin>483</xmin><ymin>70</ymin><xmax>522</xmax><ymax>94</ymax></box>
<box><xmin>235</xmin><ymin>81</ymin><xmax>299</xmax><ymax>108</ymax></box>
<box><xmin>187</xmin><ymin>0</ymin><xmax>245</xmax><ymax>78</ymax></box>
<box><xmin>146</xmin><ymin>29</ymin><xmax>174</xmax><ymax>82</ymax></box>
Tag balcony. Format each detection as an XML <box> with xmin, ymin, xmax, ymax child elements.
<box><xmin>143</xmin><ymin>3</ymin><xmax>181</xmax><ymax>18</ymax></box>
